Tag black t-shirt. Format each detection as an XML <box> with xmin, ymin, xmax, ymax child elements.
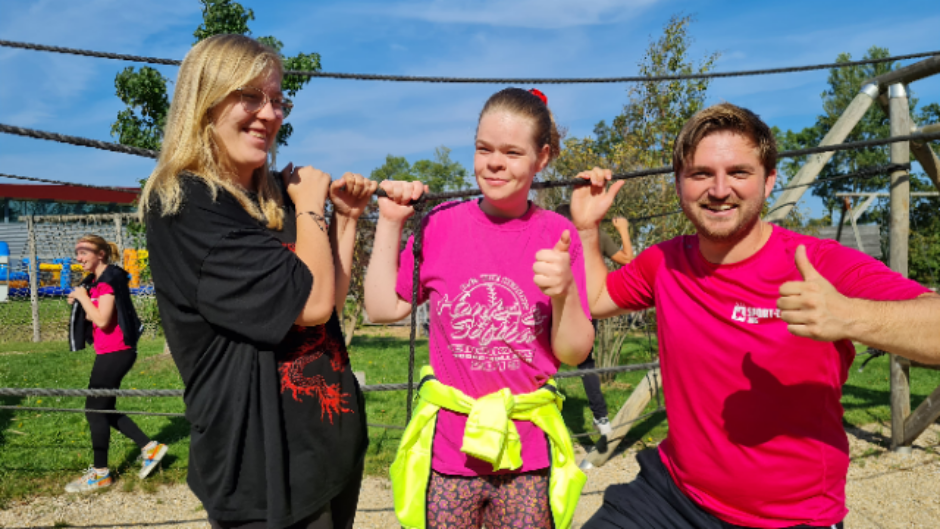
<box><xmin>146</xmin><ymin>176</ymin><xmax>367</xmax><ymax>527</ymax></box>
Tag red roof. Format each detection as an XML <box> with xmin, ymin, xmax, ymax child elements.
<box><xmin>0</xmin><ymin>184</ymin><xmax>139</xmax><ymax>205</ymax></box>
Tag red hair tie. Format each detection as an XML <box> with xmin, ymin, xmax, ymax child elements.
<box><xmin>529</xmin><ymin>88</ymin><xmax>548</xmax><ymax>106</ymax></box>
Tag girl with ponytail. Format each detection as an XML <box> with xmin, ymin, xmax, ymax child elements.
<box><xmin>65</xmin><ymin>234</ymin><xmax>167</xmax><ymax>493</ymax></box>
<box><xmin>365</xmin><ymin>88</ymin><xmax>593</xmax><ymax>529</ymax></box>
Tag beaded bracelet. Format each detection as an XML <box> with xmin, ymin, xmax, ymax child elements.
<box><xmin>297</xmin><ymin>210</ymin><xmax>329</xmax><ymax>233</ymax></box>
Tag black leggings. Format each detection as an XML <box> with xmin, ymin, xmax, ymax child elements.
<box><xmin>86</xmin><ymin>348</ymin><xmax>151</xmax><ymax>468</ymax></box>
<box><xmin>578</xmin><ymin>321</ymin><xmax>609</xmax><ymax>420</ymax></box>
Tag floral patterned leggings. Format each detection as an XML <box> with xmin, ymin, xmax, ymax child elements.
<box><xmin>426</xmin><ymin>469</ymin><xmax>552</xmax><ymax>529</ymax></box>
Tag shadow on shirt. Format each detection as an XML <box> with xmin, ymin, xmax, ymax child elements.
<box><xmin>722</xmin><ymin>352</ymin><xmax>844</xmax><ymax>450</ymax></box>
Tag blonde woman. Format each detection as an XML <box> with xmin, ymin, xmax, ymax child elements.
<box><xmin>143</xmin><ymin>34</ymin><xmax>374</xmax><ymax>529</ymax></box>
<box><xmin>65</xmin><ymin>235</ymin><xmax>167</xmax><ymax>493</ymax></box>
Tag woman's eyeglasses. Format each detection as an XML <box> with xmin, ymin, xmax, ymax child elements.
<box><xmin>235</xmin><ymin>86</ymin><xmax>293</xmax><ymax>118</ymax></box>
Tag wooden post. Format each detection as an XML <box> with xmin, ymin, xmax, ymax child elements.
<box><xmin>888</xmin><ymin>83</ymin><xmax>912</xmax><ymax>454</ymax></box>
<box><xmin>902</xmin><ymin>384</ymin><xmax>940</xmax><ymax>446</ymax></box>
<box><xmin>764</xmin><ymin>84</ymin><xmax>878</xmax><ymax>223</ymax></box>
<box><xmin>834</xmin><ymin>198</ymin><xmax>849</xmax><ymax>243</ymax></box>
<box><xmin>27</xmin><ymin>216</ymin><xmax>40</xmax><ymax>342</ymax></box>
<box><xmin>113</xmin><ymin>214</ymin><xmax>124</xmax><ymax>261</ymax></box>
<box><xmin>581</xmin><ymin>367</ymin><xmax>662</xmax><ymax>469</ymax></box>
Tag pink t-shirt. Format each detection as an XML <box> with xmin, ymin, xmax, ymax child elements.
<box><xmin>396</xmin><ymin>200</ymin><xmax>592</xmax><ymax>476</ymax></box>
<box><xmin>89</xmin><ymin>282</ymin><xmax>130</xmax><ymax>354</ymax></box>
<box><xmin>606</xmin><ymin>225</ymin><xmax>931</xmax><ymax>527</ymax></box>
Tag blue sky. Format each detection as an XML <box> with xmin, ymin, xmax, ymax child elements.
<box><xmin>1</xmin><ymin>0</ymin><xmax>938</xmax><ymax>217</ymax></box>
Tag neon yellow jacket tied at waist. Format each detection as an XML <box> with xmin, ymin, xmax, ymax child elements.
<box><xmin>390</xmin><ymin>366</ymin><xmax>586</xmax><ymax>529</ymax></box>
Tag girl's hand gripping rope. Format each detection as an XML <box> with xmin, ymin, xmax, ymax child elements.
<box><xmin>330</xmin><ymin>172</ymin><xmax>378</xmax><ymax>220</ymax></box>
<box><xmin>377</xmin><ymin>180</ymin><xmax>428</xmax><ymax>223</ymax></box>
<box><xmin>533</xmin><ymin>230</ymin><xmax>574</xmax><ymax>298</ymax></box>
<box><xmin>570</xmin><ymin>167</ymin><xmax>624</xmax><ymax>230</ymax></box>
<box><xmin>281</xmin><ymin>162</ymin><xmax>331</xmax><ymax>216</ymax></box>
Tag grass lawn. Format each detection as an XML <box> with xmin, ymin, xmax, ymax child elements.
<box><xmin>1</xmin><ymin>330</ymin><xmax>938</xmax><ymax>506</ymax></box>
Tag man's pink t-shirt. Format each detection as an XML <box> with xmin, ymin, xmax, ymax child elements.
<box><xmin>606</xmin><ymin>225</ymin><xmax>930</xmax><ymax>527</ymax></box>
<box><xmin>89</xmin><ymin>282</ymin><xmax>130</xmax><ymax>354</ymax></box>
<box><xmin>396</xmin><ymin>200</ymin><xmax>592</xmax><ymax>476</ymax></box>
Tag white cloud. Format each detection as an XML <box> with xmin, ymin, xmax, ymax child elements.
<box><xmin>340</xmin><ymin>0</ymin><xmax>663</xmax><ymax>29</ymax></box>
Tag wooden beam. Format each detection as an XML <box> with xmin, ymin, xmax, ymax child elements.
<box><xmin>877</xmin><ymin>99</ymin><xmax>940</xmax><ymax>194</ymax></box>
<box><xmin>910</xmin><ymin>141</ymin><xmax>940</xmax><ymax>192</ymax></box>
<box><xmin>581</xmin><ymin>368</ymin><xmax>661</xmax><ymax>469</ymax></box>
<box><xmin>888</xmin><ymin>83</ymin><xmax>913</xmax><ymax>453</ymax></box>
<box><xmin>864</xmin><ymin>55</ymin><xmax>940</xmax><ymax>90</ymax></box>
<box><xmin>902</xmin><ymin>384</ymin><xmax>940</xmax><ymax>446</ymax></box>
<box><xmin>764</xmin><ymin>84</ymin><xmax>877</xmax><ymax>222</ymax></box>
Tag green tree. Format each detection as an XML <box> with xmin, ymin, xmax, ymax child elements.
<box><xmin>538</xmin><ymin>14</ymin><xmax>718</xmax><ymax>377</ymax></box>
<box><xmin>776</xmin><ymin>47</ymin><xmax>940</xmax><ymax>284</ymax></box>
<box><xmin>542</xmin><ymin>14</ymin><xmax>717</xmax><ymax>251</ymax></box>
<box><xmin>369</xmin><ymin>146</ymin><xmax>470</xmax><ymax>193</ymax></box>
<box><xmin>111</xmin><ymin>0</ymin><xmax>321</xmax><ymax>151</ymax></box>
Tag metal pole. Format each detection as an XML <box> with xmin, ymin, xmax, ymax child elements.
<box><xmin>27</xmin><ymin>216</ymin><xmax>40</xmax><ymax>342</ymax></box>
<box><xmin>765</xmin><ymin>83</ymin><xmax>878</xmax><ymax>223</ymax></box>
<box><xmin>888</xmin><ymin>83</ymin><xmax>912</xmax><ymax>454</ymax></box>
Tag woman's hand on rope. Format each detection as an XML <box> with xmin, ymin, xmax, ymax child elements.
<box><xmin>282</xmin><ymin>163</ymin><xmax>331</xmax><ymax>213</ymax></box>
<box><xmin>533</xmin><ymin>230</ymin><xmax>574</xmax><ymax>298</ymax></box>
<box><xmin>570</xmin><ymin>167</ymin><xmax>624</xmax><ymax>230</ymax></box>
<box><xmin>377</xmin><ymin>180</ymin><xmax>427</xmax><ymax>223</ymax></box>
<box><xmin>330</xmin><ymin>172</ymin><xmax>378</xmax><ymax>219</ymax></box>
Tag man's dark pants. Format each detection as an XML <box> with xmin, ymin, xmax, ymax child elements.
<box><xmin>583</xmin><ymin>449</ymin><xmax>844</xmax><ymax>529</ymax></box>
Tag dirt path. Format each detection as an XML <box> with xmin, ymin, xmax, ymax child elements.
<box><xmin>2</xmin><ymin>424</ymin><xmax>938</xmax><ymax>528</ymax></box>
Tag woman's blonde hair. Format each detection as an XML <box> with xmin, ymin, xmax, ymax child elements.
<box><xmin>77</xmin><ymin>235</ymin><xmax>120</xmax><ymax>265</ymax></box>
<box><xmin>140</xmin><ymin>34</ymin><xmax>285</xmax><ymax>229</ymax></box>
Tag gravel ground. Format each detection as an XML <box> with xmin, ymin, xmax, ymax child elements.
<box><xmin>2</xmin><ymin>424</ymin><xmax>938</xmax><ymax>529</ymax></box>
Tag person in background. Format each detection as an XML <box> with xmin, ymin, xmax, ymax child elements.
<box><xmin>65</xmin><ymin>234</ymin><xmax>167</xmax><ymax>493</ymax></box>
<box><xmin>554</xmin><ymin>204</ymin><xmax>635</xmax><ymax>436</ymax></box>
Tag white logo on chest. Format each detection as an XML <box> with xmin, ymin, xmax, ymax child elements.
<box><xmin>731</xmin><ymin>303</ymin><xmax>780</xmax><ymax>324</ymax></box>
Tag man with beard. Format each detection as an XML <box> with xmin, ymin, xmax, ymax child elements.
<box><xmin>570</xmin><ymin>103</ymin><xmax>940</xmax><ymax>529</ymax></box>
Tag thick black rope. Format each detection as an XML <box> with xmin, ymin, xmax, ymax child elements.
<box><xmin>0</xmin><ymin>404</ymin><xmax>409</xmax><ymax>430</ymax></box>
<box><xmin>1</xmin><ymin>39</ymin><xmax>936</xmax><ymax>84</ymax></box>
<box><xmin>769</xmin><ymin>163</ymin><xmax>911</xmax><ymax>194</ymax></box>
<box><xmin>569</xmin><ymin>406</ymin><xmax>666</xmax><ymax>439</ymax></box>
<box><xmin>4</xmin><ymin>122</ymin><xmax>938</xmax><ymax>204</ymax></box>
<box><xmin>0</xmin><ymin>123</ymin><xmax>158</xmax><ymax>158</ymax></box>
<box><xmin>0</xmin><ymin>172</ymin><xmax>142</xmax><ymax>193</ymax></box>
<box><xmin>0</xmin><ymin>405</ymin><xmax>185</xmax><ymax>417</ymax></box>
<box><xmin>405</xmin><ymin>205</ymin><xmax>428</xmax><ymax>423</ymax></box>
<box><xmin>0</xmin><ymin>362</ymin><xmax>661</xmax><ymax>398</ymax></box>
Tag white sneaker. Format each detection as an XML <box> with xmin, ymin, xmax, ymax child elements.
<box><xmin>593</xmin><ymin>416</ymin><xmax>613</xmax><ymax>437</ymax></box>
<box><xmin>64</xmin><ymin>467</ymin><xmax>112</xmax><ymax>493</ymax></box>
<box><xmin>138</xmin><ymin>442</ymin><xmax>169</xmax><ymax>479</ymax></box>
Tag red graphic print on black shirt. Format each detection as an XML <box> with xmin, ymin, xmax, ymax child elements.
<box><xmin>277</xmin><ymin>324</ymin><xmax>353</xmax><ymax>423</ymax></box>
<box><xmin>275</xmin><ymin>242</ymin><xmax>353</xmax><ymax>424</ymax></box>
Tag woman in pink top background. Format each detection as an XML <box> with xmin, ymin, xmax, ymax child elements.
<box><xmin>365</xmin><ymin>88</ymin><xmax>595</xmax><ymax>528</ymax></box>
<box><xmin>64</xmin><ymin>235</ymin><xmax>167</xmax><ymax>493</ymax></box>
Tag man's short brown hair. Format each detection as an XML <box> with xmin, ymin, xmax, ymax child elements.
<box><xmin>673</xmin><ymin>103</ymin><xmax>777</xmax><ymax>177</ymax></box>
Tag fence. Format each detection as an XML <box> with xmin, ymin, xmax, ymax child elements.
<box><xmin>0</xmin><ymin>213</ymin><xmax>157</xmax><ymax>344</ymax></box>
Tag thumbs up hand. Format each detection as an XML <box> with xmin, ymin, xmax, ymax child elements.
<box><xmin>778</xmin><ymin>245</ymin><xmax>850</xmax><ymax>341</ymax></box>
<box><xmin>534</xmin><ymin>230</ymin><xmax>574</xmax><ymax>297</ymax></box>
